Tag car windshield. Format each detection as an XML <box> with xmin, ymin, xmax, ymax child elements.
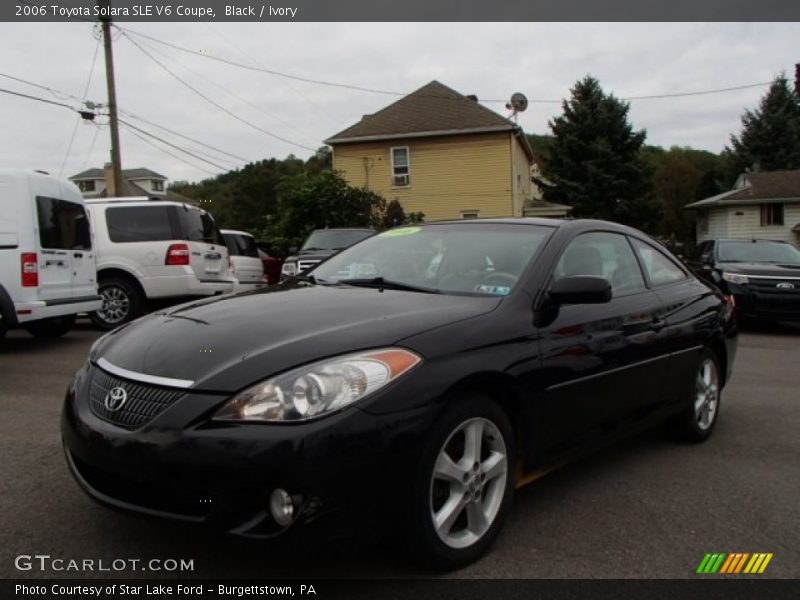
<box><xmin>312</xmin><ymin>223</ymin><xmax>553</xmax><ymax>296</ymax></box>
<box><xmin>300</xmin><ymin>229</ymin><xmax>373</xmax><ymax>251</ymax></box>
<box><xmin>717</xmin><ymin>241</ymin><xmax>800</xmax><ymax>265</ymax></box>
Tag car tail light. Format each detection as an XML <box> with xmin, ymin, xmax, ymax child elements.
<box><xmin>165</xmin><ymin>243</ymin><xmax>190</xmax><ymax>266</ymax></box>
<box><xmin>21</xmin><ymin>253</ymin><xmax>38</xmax><ymax>287</ymax></box>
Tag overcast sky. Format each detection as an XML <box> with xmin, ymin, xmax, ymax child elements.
<box><xmin>0</xmin><ymin>22</ymin><xmax>797</xmax><ymax>184</ymax></box>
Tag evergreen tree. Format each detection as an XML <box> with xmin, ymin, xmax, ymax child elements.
<box><xmin>540</xmin><ymin>76</ymin><xmax>655</xmax><ymax>229</ymax></box>
<box><xmin>725</xmin><ymin>74</ymin><xmax>800</xmax><ymax>182</ymax></box>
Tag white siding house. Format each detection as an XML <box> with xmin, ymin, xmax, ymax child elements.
<box><xmin>686</xmin><ymin>170</ymin><xmax>800</xmax><ymax>245</ymax></box>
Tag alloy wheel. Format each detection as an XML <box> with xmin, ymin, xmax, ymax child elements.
<box><xmin>429</xmin><ymin>417</ymin><xmax>508</xmax><ymax>549</ymax></box>
<box><xmin>694</xmin><ymin>359</ymin><xmax>719</xmax><ymax>431</ymax></box>
<box><xmin>97</xmin><ymin>286</ymin><xmax>130</xmax><ymax>325</ymax></box>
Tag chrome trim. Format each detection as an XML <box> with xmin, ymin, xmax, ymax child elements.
<box><xmin>96</xmin><ymin>357</ymin><xmax>194</xmax><ymax>389</ymax></box>
<box><xmin>742</xmin><ymin>275</ymin><xmax>800</xmax><ymax>281</ymax></box>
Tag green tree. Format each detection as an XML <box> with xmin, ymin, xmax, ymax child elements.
<box><xmin>725</xmin><ymin>74</ymin><xmax>800</xmax><ymax>183</ymax></box>
<box><xmin>539</xmin><ymin>76</ymin><xmax>656</xmax><ymax>229</ymax></box>
<box><xmin>265</xmin><ymin>171</ymin><xmax>387</xmax><ymax>249</ymax></box>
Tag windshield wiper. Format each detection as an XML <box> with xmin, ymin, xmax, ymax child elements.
<box><xmin>337</xmin><ymin>277</ymin><xmax>441</xmax><ymax>294</ymax></box>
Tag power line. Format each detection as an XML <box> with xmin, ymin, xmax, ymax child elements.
<box><xmin>122</xmin><ymin>123</ymin><xmax>220</xmax><ymax>177</ymax></box>
<box><xmin>117</xmin><ymin>26</ymin><xmax>774</xmax><ymax>104</ymax></box>
<box><xmin>131</xmin><ymin>34</ymin><xmax>319</xmax><ymax>150</ymax></box>
<box><xmin>0</xmin><ymin>87</ymin><xmax>79</xmax><ymax>111</ymax></box>
<box><xmin>121</xmin><ymin>31</ymin><xmax>318</xmax><ymax>152</ymax></box>
<box><xmin>118</xmin><ymin>118</ymin><xmax>229</xmax><ymax>171</ymax></box>
<box><xmin>0</xmin><ymin>73</ymin><xmax>83</xmax><ymax>103</ymax></box>
<box><xmin>60</xmin><ymin>35</ymin><xmax>102</xmax><ymax>177</ymax></box>
<box><xmin>119</xmin><ymin>109</ymin><xmax>249</xmax><ymax>163</ymax></box>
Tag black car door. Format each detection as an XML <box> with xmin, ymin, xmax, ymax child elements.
<box><xmin>535</xmin><ymin>231</ymin><xmax>671</xmax><ymax>458</ymax></box>
<box><xmin>629</xmin><ymin>237</ymin><xmax>718</xmax><ymax>408</ymax></box>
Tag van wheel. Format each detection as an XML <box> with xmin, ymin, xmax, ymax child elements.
<box><xmin>91</xmin><ymin>278</ymin><xmax>143</xmax><ymax>330</ymax></box>
<box><xmin>406</xmin><ymin>393</ymin><xmax>516</xmax><ymax>570</ymax></box>
<box><xmin>24</xmin><ymin>315</ymin><xmax>76</xmax><ymax>339</ymax></box>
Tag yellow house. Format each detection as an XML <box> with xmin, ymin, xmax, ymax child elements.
<box><xmin>324</xmin><ymin>81</ymin><xmax>537</xmax><ymax>222</ymax></box>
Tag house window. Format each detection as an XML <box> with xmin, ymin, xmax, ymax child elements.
<box><xmin>77</xmin><ymin>180</ymin><xmax>95</xmax><ymax>192</ymax></box>
<box><xmin>151</xmin><ymin>179</ymin><xmax>165</xmax><ymax>192</ymax></box>
<box><xmin>391</xmin><ymin>147</ymin><xmax>410</xmax><ymax>187</ymax></box>
<box><xmin>760</xmin><ymin>204</ymin><xmax>783</xmax><ymax>226</ymax></box>
<box><xmin>461</xmin><ymin>210</ymin><xmax>480</xmax><ymax>219</ymax></box>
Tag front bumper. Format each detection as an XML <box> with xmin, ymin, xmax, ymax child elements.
<box><xmin>727</xmin><ymin>282</ymin><xmax>800</xmax><ymax>322</ymax></box>
<box><xmin>61</xmin><ymin>363</ymin><xmax>430</xmax><ymax>538</ymax></box>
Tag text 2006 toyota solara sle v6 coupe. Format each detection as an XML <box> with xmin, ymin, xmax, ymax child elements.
<box><xmin>62</xmin><ymin>219</ymin><xmax>737</xmax><ymax>569</ymax></box>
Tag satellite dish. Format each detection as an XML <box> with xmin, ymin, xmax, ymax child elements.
<box><xmin>509</xmin><ymin>92</ymin><xmax>528</xmax><ymax>113</ymax></box>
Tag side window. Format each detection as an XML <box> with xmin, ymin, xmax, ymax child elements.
<box><xmin>106</xmin><ymin>206</ymin><xmax>173</xmax><ymax>243</ymax></box>
<box><xmin>176</xmin><ymin>208</ymin><xmax>223</xmax><ymax>245</ymax></box>
<box><xmin>36</xmin><ymin>197</ymin><xmax>91</xmax><ymax>250</ymax></box>
<box><xmin>554</xmin><ymin>232</ymin><xmax>645</xmax><ymax>295</ymax></box>
<box><xmin>631</xmin><ymin>238</ymin><xmax>686</xmax><ymax>286</ymax></box>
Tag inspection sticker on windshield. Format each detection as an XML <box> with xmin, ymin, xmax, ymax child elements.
<box><xmin>474</xmin><ymin>285</ymin><xmax>511</xmax><ymax>296</ymax></box>
<box><xmin>379</xmin><ymin>226</ymin><xmax>421</xmax><ymax>237</ymax></box>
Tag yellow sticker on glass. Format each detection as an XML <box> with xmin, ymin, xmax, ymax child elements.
<box><xmin>379</xmin><ymin>227</ymin><xmax>421</xmax><ymax>237</ymax></box>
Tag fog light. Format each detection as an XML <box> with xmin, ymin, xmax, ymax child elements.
<box><xmin>269</xmin><ymin>488</ymin><xmax>294</xmax><ymax>527</ymax></box>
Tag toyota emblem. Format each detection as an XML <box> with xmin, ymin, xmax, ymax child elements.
<box><xmin>104</xmin><ymin>387</ymin><xmax>128</xmax><ymax>412</ymax></box>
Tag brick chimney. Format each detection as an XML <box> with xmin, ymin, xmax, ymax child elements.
<box><xmin>104</xmin><ymin>162</ymin><xmax>116</xmax><ymax>196</ymax></box>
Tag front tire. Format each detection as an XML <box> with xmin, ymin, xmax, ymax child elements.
<box><xmin>669</xmin><ymin>349</ymin><xmax>722</xmax><ymax>442</ymax></box>
<box><xmin>91</xmin><ymin>277</ymin><xmax>144</xmax><ymax>330</ymax></box>
<box><xmin>407</xmin><ymin>393</ymin><xmax>516</xmax><ymax>570</ymax></box>
<box><xmin>24</xmin><ymin>315</ymin><xmax>76</xmax><ymax>339</ymax></box>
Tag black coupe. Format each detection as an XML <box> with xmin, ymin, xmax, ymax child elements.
<box><xmin>62</xmin><ymin>219</ymin><xmax>737</xmax><ymax>569</ymax></box>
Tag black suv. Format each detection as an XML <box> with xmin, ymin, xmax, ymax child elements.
<box><xmin>280</xmin><ymin>228</ymin><xmax>374</xmax><ymax>281</ymax></box>
<box><xmin>688</xmin><ymin>239</ymin><xmax>800</xmax><ymax>322</ymax></box>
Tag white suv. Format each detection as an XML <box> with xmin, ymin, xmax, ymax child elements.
<box><xmin>85</xmin><ymin>198</ymin><xmax>235</xmax><ymax>329</ymax></box>
<box><xmin>0</xmin><ymin>169</ymin><xmax>101</xmax><ymax>340</ymax></box>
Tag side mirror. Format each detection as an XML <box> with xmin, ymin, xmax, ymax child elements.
<box><xmin>548</xmin><ymin>276</ymin><xmax>612</xmax><ymax>305</ymax></box>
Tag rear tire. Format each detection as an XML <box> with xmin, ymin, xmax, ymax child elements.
<box><xmin>91</xmin><ymin>277</ymin><xmax>144</xmax><ymax>330</ymax></box>
<box><xmin>406</xmin><ymin>393</ymin><xmax>516</xmax><ymax>570</ymax></box>
<box><xmin>24</xmin><ymin>315</ymin><xmax>76</xmax><ymax>339</ymax></box>
<box><xmin>669</xmin><ymin>349</ymin><xmax>722</xmax><ymax>442</ymax></box>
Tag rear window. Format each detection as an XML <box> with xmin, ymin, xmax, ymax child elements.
<box><xmin>106</xmin><ymin>206</ymin><xmax>173</xmax><ymax>243</ymax></box>
<box><xmin>176</xmin><ymin>208</ymin><xmax>223</xmax><ymax>245</ymax></box>
<box><xmin>224</xmin><ymin>233</ymin><xmax>258</xmax><ymax>257</ymax></box>
<box><xmin>36</xmin><ymin>196</ymin><xmax>91</xmax><ymax>250</ymax></box>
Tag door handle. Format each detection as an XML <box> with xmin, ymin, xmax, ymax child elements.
<box><xmin>73</xmin><ymin>252</ymin><xmax>83</xmax><ymax>258</ymax></box>
<box><xmin>650</xmin><ymin>317</ymin><xmax>666</xmax><ymax>332</ymax></box>
<box><xmin>44</xmin><ymin>260</ymin><xmax>66</xmax><ymax>267</ymax></box>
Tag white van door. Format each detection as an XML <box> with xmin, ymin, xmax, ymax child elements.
<box><xmin>35</xmin><ymin>196</ymin><xmax>92</xmax><ymax>301</ymax></box>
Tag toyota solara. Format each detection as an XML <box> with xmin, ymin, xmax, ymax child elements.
<box><xmin>62</xmin><ymin>219</ymin><xmax>737</xmax><ymax>569</ymax></box>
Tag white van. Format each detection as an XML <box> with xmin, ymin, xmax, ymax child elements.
<box><xmin>221</xmin><ymin>229</ymin><xmax>267</xmax><ymax>291</ymax></box>
<box><xmin>0</xmin><ymin>169</ymin><xmax>101</xmax><ymax>340</ymax></box>
<box><xmin>85</xmin><ymin>198</ymin><xmax>235</xmax><ymax>329</ymax></box>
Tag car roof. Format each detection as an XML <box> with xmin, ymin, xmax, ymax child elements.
<box><xmin>84</xmin><ymin>197</ymin><xmax>203</xmax><ymax>210</ymax></box>
<box><xmin>418</xmin><ymin>217</ymin><xmax>647</xmax><ymax>236</ymax></box>
<box><xmin>309</xmin><ymin>227</ymin><xmax>374</xmax><ymax>232</ymax></box>
<box><xmin>712</xmin><ymin>238</ymin><xmax>791</xmax><ymax>244</ymax></box>
<box><xmin>220</xmin><ymin>229</ymin><xmax>253</xmax><ymax>237</ymax></box>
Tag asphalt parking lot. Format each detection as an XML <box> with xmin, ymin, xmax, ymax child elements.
<box><xmin>1</xmin><ymin>321</ymin><xmax>798</xmax><ymax>579</ymax></box>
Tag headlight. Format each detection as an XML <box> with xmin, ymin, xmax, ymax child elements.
<box><xmin>214</xmin><ymin>348</ymin><xmax>422</xmax><ymax>422</ymax></box>
<box><xmin>281</xmin><ymin>262</ymin><xmax>297</xmax><ymax>276</ymax></box>
<box><xmin>722</xmin><ymin>272</ymin><xmax>749</xmax><ymax>285</ymax></box>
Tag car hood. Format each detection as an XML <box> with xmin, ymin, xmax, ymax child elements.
<box><xmin>92</xmin><ymin>284</ymin><xmax>502</xmax><ymax>392</ymax></box>
<box><xmin>719</xmin><ymin>262</ymin><xmax>800</xmax><ymax>278</ymax></box>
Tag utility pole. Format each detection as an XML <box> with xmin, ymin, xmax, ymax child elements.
<box><xmin>99</xmin><ymin>0</ymin><xmax>124</xmax><ymax>196</ymax></box>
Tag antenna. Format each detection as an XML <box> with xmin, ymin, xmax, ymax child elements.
<box><xmin>505</xmin><ymin>92</ymin><xmax>528</xmax><ymax>123</ymax></box>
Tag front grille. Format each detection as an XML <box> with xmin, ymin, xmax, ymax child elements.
<box><xmin>88</xmin><ymin>365</ymin><xmax>185</xmax><ymax>430</ymax></box>
<box><xmin>297</xmin><ymin>259</ymin><xmax>321</xmax><ymax>272</ymax></box>
<box><xmin>749</xmin><ymin>278</ymin><xmax>800</xmax><ymax>296</ymax></box>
